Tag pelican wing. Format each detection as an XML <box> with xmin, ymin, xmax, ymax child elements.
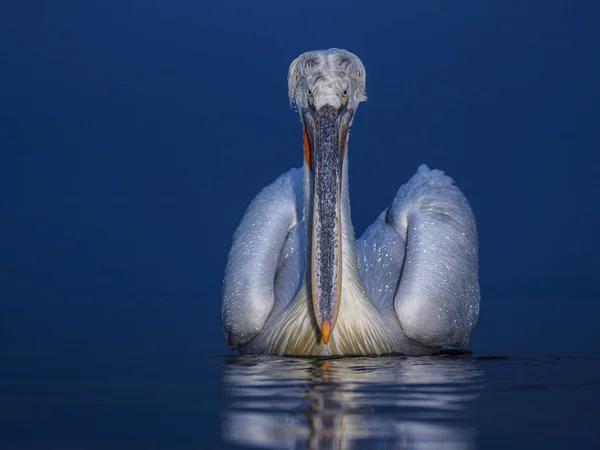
<box><xmin>356</xmin><ymin>211</ymin><xmax>406</xmax><ymax>313</ymax></box>
<box><xmin>358</xmin><ymin>165</ymin><xmax>480</xmax><ymax>349</ymax></box>
<box><xmin>222</xmin><ymin>168</ymin><xmax>304</xmax><ymax>349</ymax></box>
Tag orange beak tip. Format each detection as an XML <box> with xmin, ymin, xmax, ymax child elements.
<box><xmin>321</xmin><ymin>321</ymin><xmax>332</xmax><ymax>344</ymax></box>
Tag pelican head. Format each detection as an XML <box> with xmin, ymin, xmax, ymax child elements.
<box><xmin>287</xmin><ymin>49</ymin><xmax>367</xmax><ymax>344</ymax></box>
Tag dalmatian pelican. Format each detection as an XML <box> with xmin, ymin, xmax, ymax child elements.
<box><xmin>221</xmin><ymin>49</ymin><xmax>480</xmax><ymax>356</ymax></box>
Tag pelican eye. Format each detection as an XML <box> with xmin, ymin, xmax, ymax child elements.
<box><xmin>307</xmin><ymin>88</ymin><xmax>314</xmax><ymax>106</ymax></box>
<box><xmin>341</xmin><ymin>88</ymin><xmax>349</xmax><ymax>106</ymax></box>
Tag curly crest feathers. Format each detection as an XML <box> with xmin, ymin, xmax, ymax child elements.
<box><xmin>288</xmin><ymin>49</ymin><xmax>367</xmax><ymax>114</ymax></box>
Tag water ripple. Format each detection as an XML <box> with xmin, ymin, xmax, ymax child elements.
<box><xmin>222</xmin><ymin>354</ymin><xmax>483</xmax><ymax>449</ymax></box>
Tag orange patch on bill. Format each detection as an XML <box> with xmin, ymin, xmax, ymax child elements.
<box><xmin>304</xmin><ymin>128</ymin><xmax>312</xmax><ymax>169</ymax></box>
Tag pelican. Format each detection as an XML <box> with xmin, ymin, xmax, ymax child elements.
<box><xmin>221</xmin><ymin>49</ymin><xmax>480</xmax><ymax>356</ymax></box>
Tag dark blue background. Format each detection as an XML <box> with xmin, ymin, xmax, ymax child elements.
<box><xmin>1</xmin><ymin>0</ymin><xmax>599</xmax><ymax>404</ymax></box>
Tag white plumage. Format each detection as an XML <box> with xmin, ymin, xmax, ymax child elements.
<box><xmin>222</xmin><ymin>49</ymin><xmax>480</xmax><ymax>356</ymax></box>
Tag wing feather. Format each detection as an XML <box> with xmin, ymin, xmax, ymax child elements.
<box><xmin>222</xmin><ymin>169</ymin><xmax>303</xmax><ymax>348</ymax></box>
<box><xmin>390</xmin><ymin>165</ymin><xmax>480</xmax><ymax>348</ymax></box>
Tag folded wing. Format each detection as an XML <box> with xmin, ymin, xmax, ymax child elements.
<box><xmin>222</xmin><ymin>169</ymin><xmax>304</xmax><ymax>348</ymax></box>
<box><xmin>358</xmin><ymin>165</ymin><xmax>480</xmax><ymax>349</ymax></box>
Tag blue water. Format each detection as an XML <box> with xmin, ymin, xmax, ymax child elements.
<box><xmin>2</xmin><ymin>1</ymin><xmax>600</xmax><ymax>448</ymax></box>
<box><xmin>2</xmin><ymin>348</ymin><xmax>599</xmax><ymax>449</ymax></box>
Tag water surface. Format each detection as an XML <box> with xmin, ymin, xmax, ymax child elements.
<box><xmin>1</xmin><ymin>352</ymin><xmax>599</xmax><ymax>449</ymax></box>
<box><xmin>222</xmin><ymin>353</ymin><xmax>600</xmax><ymax>449</ymax></box>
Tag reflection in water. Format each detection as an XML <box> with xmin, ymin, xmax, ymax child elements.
<box><xmin>222</xmin><ymin>354</ymin><xmax>483</xmax><ymax>449</ymax></box>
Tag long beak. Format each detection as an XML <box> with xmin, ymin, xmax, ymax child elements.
<box><xmin>303</xmin><ymin>105</ymin><xmax>352</xmax><ymax>344</ymax></box>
